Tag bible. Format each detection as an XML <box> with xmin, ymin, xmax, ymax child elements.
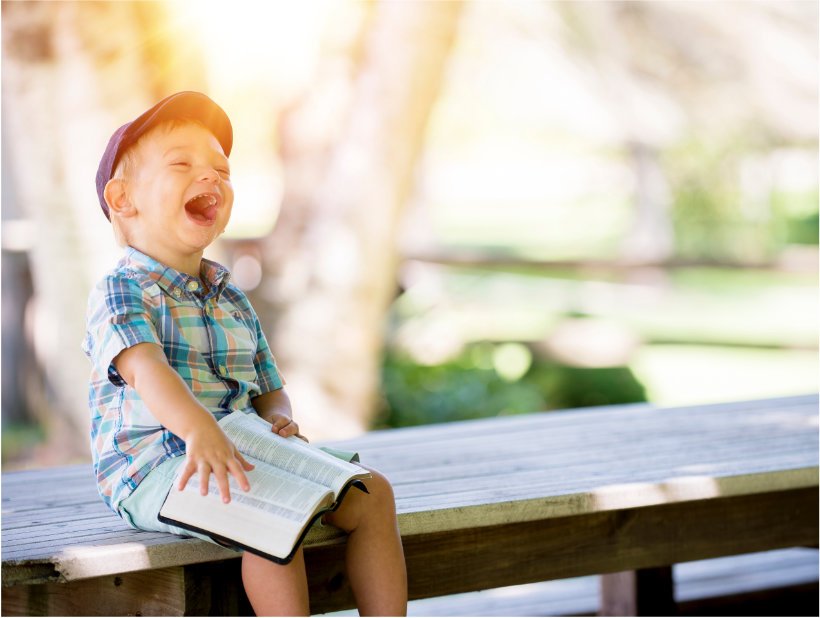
<box><xmin>158</xmin><ymin>411</ymin><xmax>370</xmax><ymax>564</ymax></box>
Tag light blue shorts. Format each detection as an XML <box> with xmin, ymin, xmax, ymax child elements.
<box><xmin>118</xmin><ymin>446</ymin><xmax>360</xmax><ymax>548</ymax></box>
<box><xmin>119</xmin><ymin>456</ymin><xmax>215</xmax><ymax>544</ymax></box>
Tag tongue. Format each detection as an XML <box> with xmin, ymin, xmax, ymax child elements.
<box><xmin>185</xmin><ymin>195</ymin><xmax>217</xmax><ymax>223</ymax></box>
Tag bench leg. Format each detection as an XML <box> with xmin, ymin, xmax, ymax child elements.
<box><xmin>600</xmin><ymin>566</ymin><xmax>676</xmax><ymax>616</ymax></box>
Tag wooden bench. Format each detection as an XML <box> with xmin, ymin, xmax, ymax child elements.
<box><xmin>3</xmin><ymin>394</ymin><xmax>818</xmax><ymax>616</ymax></box>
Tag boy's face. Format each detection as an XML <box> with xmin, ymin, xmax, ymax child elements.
<box><xmin>120</xmin><ymin>122</ymin><xmax>234</xmax><ymax>267</ymax></box>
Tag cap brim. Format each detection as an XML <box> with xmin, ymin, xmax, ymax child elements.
<box><xmin>124</xmin><ymin>91</ymin><xmax>233</xmax><ymax>159</ymax></box>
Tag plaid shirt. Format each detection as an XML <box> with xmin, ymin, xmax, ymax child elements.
<box><xmin>82</xmin><ymin>246</ymin><xmax>284</xmax><ymax>514</ymax></box>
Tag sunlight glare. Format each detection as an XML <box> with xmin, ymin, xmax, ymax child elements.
<box><xmin>169</xmin><ymin>0</ymin><xmax>333</xmax><ymax>95</ymax></box>
<box><xmin>167</xmin><ymin>0</ymin><xmax>337</xmax><ymax>238</ymax></box>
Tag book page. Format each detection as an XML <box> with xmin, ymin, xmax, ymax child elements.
<box><xmin>219</xmin><ymin>411</ymin><xmax>368</xmax><ymax>495</ymax></box>
<box><xmin>179</xmin><ymin>454</ymin><xmax>332</xmax><ymax>519</ymax></box>
<box><xmin>160</xmin><ymin>455</ymin><xmax>335</xmax><ymax>560</ymax></box>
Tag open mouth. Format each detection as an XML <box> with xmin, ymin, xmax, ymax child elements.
<box><xmin>184</xmin><ymin>193</ymin><xmax>221</xmax><ymax>225</ymax></box>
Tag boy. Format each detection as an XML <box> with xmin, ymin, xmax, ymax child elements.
<box><xmin>84</xmin><ymin>91</ymin><xmax>407</xmax><ymax>616</ymax></box>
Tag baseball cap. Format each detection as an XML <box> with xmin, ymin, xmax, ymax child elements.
<box><xmin>95</xmin><ymin>91</ymin><xmax>233</xmax><ymax>220</ymax></box>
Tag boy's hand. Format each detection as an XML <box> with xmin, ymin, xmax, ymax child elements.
<box><xmin>268</xmin><ymin>413</ymin><xmax>308</xmax><ymax>442</ymax></box>
<box><xmin>177</xmin><ymin>422</ymin><xmax>254</xmax><ymax>503</ymax></box>
<box><xmin>251</xmin><ymin>389</ymin><xmax>308</xmax><ymax>441</ymax></box>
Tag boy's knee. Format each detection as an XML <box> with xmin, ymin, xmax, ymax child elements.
<box><xmin>325</xmin><ymin>467</ymin><xmax>396</xmax><ymax>532</ymax></box>
<box><xmin>364</xmin><ymin>469</ymin><xmax>396</xmax><ymax>510</ymax></box>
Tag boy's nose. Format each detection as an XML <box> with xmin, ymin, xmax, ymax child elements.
<box><xmin>199</xmin><ymin>168</ymin><xmax>220</xmax><ymax>183</ymax></box>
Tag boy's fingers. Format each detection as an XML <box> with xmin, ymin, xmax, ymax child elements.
<box><xmin>228</xmin><ymin>458</ymin><xmax>251</xmax><ymax>492</ymax></box>
<box><xmin>277</xmin><ymin>419</ymin><xmax>299</xmax><ymax>437</ymax></box>
<box><xmin>198</xmin><ymin>462</ymin><xmax>212</xmax><ymax>496</ymax></box>
<box><xmin>213</xmin><ymin>465</ymin><xmax>231</xmax><ymax>503</ymax></box>
<box><xmin>270</xmin><ymin>416</ymin><xmax>294</xmax><ymax>433</ymax></box>
<box><xmin>236</xmin><ymin>451</ymin><xmax>255</xmax><ymax>472</ymax></box>
<box><xmin>177</xmin><ymin>463</ymin><xmax>195</xmax><ymax>491</ymax></box>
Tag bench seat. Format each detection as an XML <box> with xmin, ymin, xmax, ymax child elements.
<box><xmin>3</xmin><ymin>394</ymin><xmax>818</xmax><ymax>615</ymax></box>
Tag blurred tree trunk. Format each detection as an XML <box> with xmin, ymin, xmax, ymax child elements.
<box><xmin>1</xmin><ymin>1</ymin><xmax>204</xmax><ymax>462</ymax></box>
<box><xmin>255</xmin><ymin>1</ymin><xmax>464</xmax><ymax>440</ymax></box>
<box><xmin>1</xmin><ymin>154</ymin><xmax>39</xmax><ymax>426</ymax></box>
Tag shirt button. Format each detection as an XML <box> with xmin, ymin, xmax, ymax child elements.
<box><xmin>186</xmin><ymin>281</ymin><xmax>200</xmax><ymax>292</ymax></box>
<box><xmin>219</xmin><ymin>365</ymin><xmax>227</xmax><ymax>374</ymax></box>
<box><xmin>172</xmin><ymin>288</ymin><xmax>182</xmax><ymax>298</ymax></box>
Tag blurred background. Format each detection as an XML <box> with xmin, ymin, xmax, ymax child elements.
<box><xmin>2</xmin><ymin>0</ymin><xmax>817</xmax><ymax>469</ymax></box>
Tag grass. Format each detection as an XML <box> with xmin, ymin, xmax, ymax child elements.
<box><xmin>631</xmin><ymin>345</ymin><xmax>818</xmax><ymax>407</ymax></box>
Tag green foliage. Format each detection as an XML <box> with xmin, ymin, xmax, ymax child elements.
<box><xmin>771</xmin><ymin>189</ymin><xmax>819</xmax><ymax>245</ymax></box>
<box><xmin>1</xmin><ymin>422</ymin><xmax>45</xmax><ymax>465</ymax></box>
<box><xmin>784</xmin><ymin>210</ymin><xmax>820</xmax><ymax>245</ymax></box>
<box><xmin>665</xmin><ymin>137</ymin><xmax>818</xmax><ymax>260</ymax></box>
<box><xmin>525</xmin><ymin>363</ymin><xmax>647</xmax><ymax>411</ymax></box>
<box><xmin>375</xmin><ymin>344</ymin><xmax>647</xmax><ymax>429</ymax></box>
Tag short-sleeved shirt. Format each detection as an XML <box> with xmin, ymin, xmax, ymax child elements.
<box><xmin>82</xmin><ymin>246</ymin><xmax>284</xmax><ymax>515</ymax></box>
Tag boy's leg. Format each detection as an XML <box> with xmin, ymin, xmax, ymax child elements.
<box><xmin>323</xmin><ymin>467</ymin><xmax>408</xmax><ymax>617</ymax></box>
<box><xmin>242</xmin><ymin>547</ymin><xmax>310</xmax><ymax>616</ymax></box>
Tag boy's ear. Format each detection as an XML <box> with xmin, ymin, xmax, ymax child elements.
<box><xmin>103</xmin><ymin>178</ymin><xmax>136</xmax><ymax>218</ymax></box>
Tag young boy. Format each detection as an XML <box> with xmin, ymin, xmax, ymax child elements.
<box><xmin>83</xmin><ymin>91</ymin><xmax>407</xmax><ymax>616</ymax></box>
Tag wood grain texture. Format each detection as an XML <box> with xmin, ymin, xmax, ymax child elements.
<box><xmin>1</xmin><ymin>567</ymin><xmax>187</xmax><ymax>616</ymax></box>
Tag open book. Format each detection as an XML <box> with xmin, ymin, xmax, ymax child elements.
<box><xmin>158</xmin><ymin>411</ymin><xmax>370</xmax><ymax>564</ymax></box>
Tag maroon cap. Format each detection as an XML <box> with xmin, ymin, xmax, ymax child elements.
<box><xmin>95</xmin><ymin>91</ymin><xmax>233</xmax><ymax>220</ymax></box>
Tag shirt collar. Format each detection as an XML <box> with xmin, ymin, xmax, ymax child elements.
<box><xmin>122</xmin><ymin>246</ymin><xmax>231</xmax><ymax>301</ymax></box>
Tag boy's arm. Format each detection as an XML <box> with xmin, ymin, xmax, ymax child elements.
<box><xmin>114</xmin><ymin>342</ymin><xmax>253</xmax><ymax>503</ymax></box>
<box><xmin>251</xmin><ymin>388</ymin><xmax>306</xmax><ymax>440</ymax></box>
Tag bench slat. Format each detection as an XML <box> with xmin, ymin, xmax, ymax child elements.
<box><xmin>326</xmin><ymin>395</ymin><xmax>817</xmax><ymax>449</ymax></box>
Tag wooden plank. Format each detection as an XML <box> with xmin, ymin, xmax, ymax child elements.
<box><xmin>2</xmin><ymin>398</ymin><xmax>815</xmax><ymax>492</ymax></box>
<box><xmin>324</xmin><ymin>395</ymin><xmax>818</xmax><ymax>451</ymax></box>
<box><xmin>0</xmin><ymin>567</ymin><xmax>188</xmax><ymax>616</ymax></box>
<box><xmin>3</xmin><ymin>404</ymin><xmax>814</xmax><ymax>506</ymax></box>
<box><xmin>0</xmin><ymin>465</ymin><xmax>92</xmax><ymax>486</ymax></box>
<box><xmin>182</xmin><ymin>561</ymin><xmax>253</xmax><ymax>616</ymax></box>
<box><xmin>3</xmin><ymin>527</ymin><xmax>343</xmax><ymax>584</ymax></box>
<box><xmin>5</xmin><ymin>442</ymin><xmax>813</xmax><ymax>533</ymax></box>
<box><xmin>304</xmin><ymin>488</ymin><xmax>818</xmax><ymax>614</ymax></box>
<box><xmin>3</xmin><ymin>452</ymin><xmax>812</xmax><ymax>544</ymax></box>
<box><xmin>2</xmin><ymin>516</ymin><xmax>129</xmax><ymax>539</ymax></box>
<box><xmin>3</xmin><ymin>436</ymin><xmax>812</xmax><ymax>524</ymax></box>
<box><xmin>353</xmin><ymin>423</ymin><xmax>816</xmax><ymax>474</ymax></box>
<box><xmin>386</xmin><ymin>468</ymin><xmax>819</xmax><ymax>540</ymax></box>
<box><xmin>376</xmin><ymin>444</ymin><xmax>818</xmax><ymax>494</ymax></box>
<box><xmin>0</xmin><ymin>396</ymin><xmax>813</xmax><ymax>494</ymax></box>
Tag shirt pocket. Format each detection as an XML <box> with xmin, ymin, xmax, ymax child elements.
<box><xmin>211</xmin><ymin>305</ymin><xmax>259</xmax><ymax>384</ymax></box>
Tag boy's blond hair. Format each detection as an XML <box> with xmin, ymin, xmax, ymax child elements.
<box><xmin>107</xmin><ymin>118</ymin><xmax>210</xmax><ymax>247</ymax></box>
